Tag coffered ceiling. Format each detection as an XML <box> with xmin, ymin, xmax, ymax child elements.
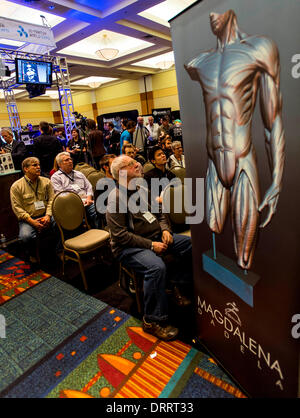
<box><xmin>0</xmin><ymin>0</ymin><xmax>197</xmax><ymax>99</ymax></box>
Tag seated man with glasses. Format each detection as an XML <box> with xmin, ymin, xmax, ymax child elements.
<box><xmin>10</xmin><ymin>157</ymin><xmax>56</xmax><ymax>264</ymax></box>
<box><xmin>51</xmin><ymin>152</ymin><xmax>100</xmax><ymax>229</ymax></box>
<box><xmin>106</xmin><ymin>155</ymin><xmax>193</xmax><ymax>341</ymax></box>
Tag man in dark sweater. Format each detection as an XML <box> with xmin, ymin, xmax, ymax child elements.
<box><xmin>33</xmin><ymin>121</ymin><xmax>62</xmax><ymax>176</ymax></box>
<box><xmin>106</xmin><ymin>155</ymin><xmax>193</xmax><ymax>341</ymax></box>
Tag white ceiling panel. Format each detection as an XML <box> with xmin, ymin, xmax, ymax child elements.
<box><xmin>138</xmin><ymin>0</ymin><xmax>197</xmax><ymax>27</ymax></box>
<box><xmin>0</xmin><ymin>0</ymin><xmax>195</xmax><ymax>94</ymax></box>
<box><xmin>57</xmin><ymin>29</ymin><xmax>154</xmax><ymax>61</ymax></box>
<box><xmin>0</xmin><ymin>0</ymin><xmax>65</xmax><ymax>27</ymax></box>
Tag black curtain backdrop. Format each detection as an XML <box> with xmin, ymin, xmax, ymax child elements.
<box><xmin>170</xmin><ymin>0</ymin><xmax>300</xmax><ymax>397</ymax></box>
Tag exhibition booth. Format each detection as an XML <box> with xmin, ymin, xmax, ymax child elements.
<box><xmin>0</xmin><ymin>0</ymin><xmax>299</xmax><ymax>399</ymax></box>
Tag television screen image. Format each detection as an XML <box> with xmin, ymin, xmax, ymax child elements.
<box><xmin>15</xmin><ymin>58</ymin><xmax>52</xmax><ymax>86</ymax></box>
<box><xmin>20</xmin><ymin>133</ymin><xmax>34</xmax><ymax>146</ymax></box>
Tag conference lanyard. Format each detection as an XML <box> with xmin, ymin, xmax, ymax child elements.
<box><xmin>25</xmin><ymin>177</ymin><xmax>40</xmax><ymax>198</ymax></box>
<box><xmin>59</xmin><ymin>169</ymin><xmax>74</xmax><ymax>182</ymax></box>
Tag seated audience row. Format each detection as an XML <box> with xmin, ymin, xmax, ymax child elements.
<box><xmin>9</xmin><ymin>151</ymin><xmax>191</xmax><ymax>342</ymax></box>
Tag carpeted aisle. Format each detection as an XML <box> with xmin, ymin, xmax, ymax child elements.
<box><xmin>0</xmin><ymin>250</ymin><xmax>246</xmax><ymax>399</ymax></box>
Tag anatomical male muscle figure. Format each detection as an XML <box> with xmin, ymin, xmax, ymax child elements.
<box><xmin>185</xmin><ymin>10</ymin><xmax>285</xmax><ymax>270</ymax></box>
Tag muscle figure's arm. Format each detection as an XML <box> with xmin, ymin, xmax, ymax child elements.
<box><xmin>257</xmin><ymin>40</ymin><xmax>285</xmax><ymax>227</ymax></box>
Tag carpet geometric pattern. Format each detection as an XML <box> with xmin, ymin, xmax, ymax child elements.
<box><xmin>0</xmin><ymin>277</ymin><xmax>107</xmax><ymax>393</ymax></box>
<box><xmin>1</xmin><ymin>311</ymin><xmax>245</xmax><ymax>398</ymax></box>
<box><xmin>0</xmin><ymin>250</ymin><xmax>246</xmax><ymax>399</ymax></box>
<box><xmin>0</xmin><ymin>250</ymin><xmax>51</xmax><ymax>306</ymax></box>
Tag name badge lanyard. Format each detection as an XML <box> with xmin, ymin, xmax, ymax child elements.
<box><xmin>60</xmin><ymin>170</ymin><xmax>84</xmax><ymax>195</ymax></box>
<box><xmin>25</xmin><ymin>177</ymin><xmax>40</xmax><ymax>199</ymax></box>
<box><xmin>59</xmin><ymin>169</ymin><xmax>74</xmax><ymax>182</ymax></box>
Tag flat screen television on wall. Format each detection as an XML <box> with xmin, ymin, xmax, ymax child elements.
<box><xmin>15</xmin><ymin>58</ymin><xmax>52</xmax><ymax>86</ymax></box>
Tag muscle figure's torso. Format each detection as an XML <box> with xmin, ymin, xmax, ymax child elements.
<box><xmin>189</xmin><ymin>39</ymin><xmax>263</xmax><ymax>187</ymax></box>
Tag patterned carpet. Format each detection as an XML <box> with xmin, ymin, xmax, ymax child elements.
<box><xmin>0</xmin><ymin>250</ymin><xmax>50</xmax><ymax>305</ymax></box>
<box><xmin>0</xmin><ymin>276</ymin><xmax>107</xmax><ymax>392</ymax></box>
<box><xmin>0</xmin><ymin>250</ymin><xmax>245</xmax><ymax>398</ymax></box>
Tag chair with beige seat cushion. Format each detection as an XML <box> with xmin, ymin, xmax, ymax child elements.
<box><xmin>169</xmin><ymin>166</ymin><xmax>186</xmax><ymax>183</ymax></box>
<box><xmin>52</xmin><ymin>191</ymin><xmax>110</xmax><ymax>291</ymax></box>
<box><xmin>142</xmin><ymin>162</ymin><xmax>154</xmax><ymax>174</ymax></box>
<box><xmin>86</xmin><ymin>170</ymin><xmax>105</xmax><ymax>192</ymax></box>
<box><xmin>74</xmin><ymin>162</ymin><xmax>96</xmax><ymax>178</ymax></box>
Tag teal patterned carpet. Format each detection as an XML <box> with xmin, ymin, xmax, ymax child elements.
<box><xmin>0</xmin><ymin>276</ymin><xmax>107</xmax><ymax>392</ymax></box>
<box><xmin>0</xmin><ymin>251</ymin><xmax>245</xmax><ymax>399</ymax></box>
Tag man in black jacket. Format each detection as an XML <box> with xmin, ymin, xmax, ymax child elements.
<box><xmin>106</xmin><ymin>155</ymin><xmax>193</xmax><ymax>341</ymax></box>
<box><xmin>106</xmin><ymin>122</ymin><xmax>120</xmax><ymax>155</ymax></box>
<box><xmin>33</xmin><ymin>121</ymin><xmax>62</xmax><ymax>176</ymax></box>
<box><xmin>0</xmin><ymin>128</ymin><xmax>27</xmax><ymax>171</ymax></box>
<box><xmin>144</xmin><ymin>146</ymin><xmax>176</xmax><ymax>202</ymax></box>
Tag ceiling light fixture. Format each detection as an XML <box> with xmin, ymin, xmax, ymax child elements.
<box><xmin>88</xmin><ymin>81</ymin><xmax>101</xmax><ymax>89</ymax></box>
<box><xmin>155</xmin><ymin>60</ymin><xmax>174</xmax><ymax>70</ymax></box>
<box><xmin>95</xmin><ymin>33</ymin><xmax>119</xmax><ymax>61</ymax></box>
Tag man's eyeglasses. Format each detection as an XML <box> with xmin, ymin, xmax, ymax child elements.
<box><xmin>120</xmin><ymin>160</ymin><xmax>136</xmax><ymax>170</ymax></box>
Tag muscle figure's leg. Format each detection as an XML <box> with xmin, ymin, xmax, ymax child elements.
<box><xmin>231</xmin><ymin>146</ymin><xmax>260</xmax><ymax>269</ymax></box>
<box><xmin>206</xmin><ymin>158</ymin><xmax>230</xmax><ymax>234</ymax></box>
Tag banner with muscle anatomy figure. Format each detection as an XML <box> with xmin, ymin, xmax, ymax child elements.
<box><xmin>170</xmin><ymin>0</ymin><xmax>300</xmax><ymax>397</ymax></box>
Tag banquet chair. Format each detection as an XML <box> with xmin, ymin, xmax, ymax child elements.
<box><xmin>142</xmin><ymin>162</ymin><xmax>154</xmax><ymax>174</ymax></box>
<box><xmin>169</xmin><ymin>166</ymin><xmax>186</xmax><ymax>183</ymax></box>
<box><xmin>52</xmin><ymin>191</ymin><xmax>110</xmax><ymax>291</ymax></box>
<box><xmin>119</xmin><ymin>263</ymin><xmax>144</xmax><ymax>314</ymax></box>
<box><xmin>86</xmin><ymin>170</ymin><xmax>105</xmax><ymax>192</ymax></box>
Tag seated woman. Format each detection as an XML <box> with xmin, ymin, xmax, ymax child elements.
<box><xmin>66</xmin><ymin>128</ymin><xmax>86</xmax><ymax>166</ymax></box>
<box><xmin>49</xmin><ymin>157</ymin><xmax>59</xmax><ymax>178</ymax></box>
<box><xmin>167</xmin><ymin>141</ymin><xmax>185</xmax><ymax>170</ymax></box>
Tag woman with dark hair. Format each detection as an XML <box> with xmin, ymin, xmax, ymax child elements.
<box><xmin>86</xmin><ymin>119</ymin><xmax>105</xmax><ymax>169</ymax></box>
<box><xmin>66</xmin><ymin>128</ymin><xmax>86</xmax><ymax>166</ymax></box>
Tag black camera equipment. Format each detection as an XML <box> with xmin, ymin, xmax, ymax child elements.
<box><xmin>72</xmin><ymin>111</ymin><xmax>87</xmax><ymax>132</ymax></box>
